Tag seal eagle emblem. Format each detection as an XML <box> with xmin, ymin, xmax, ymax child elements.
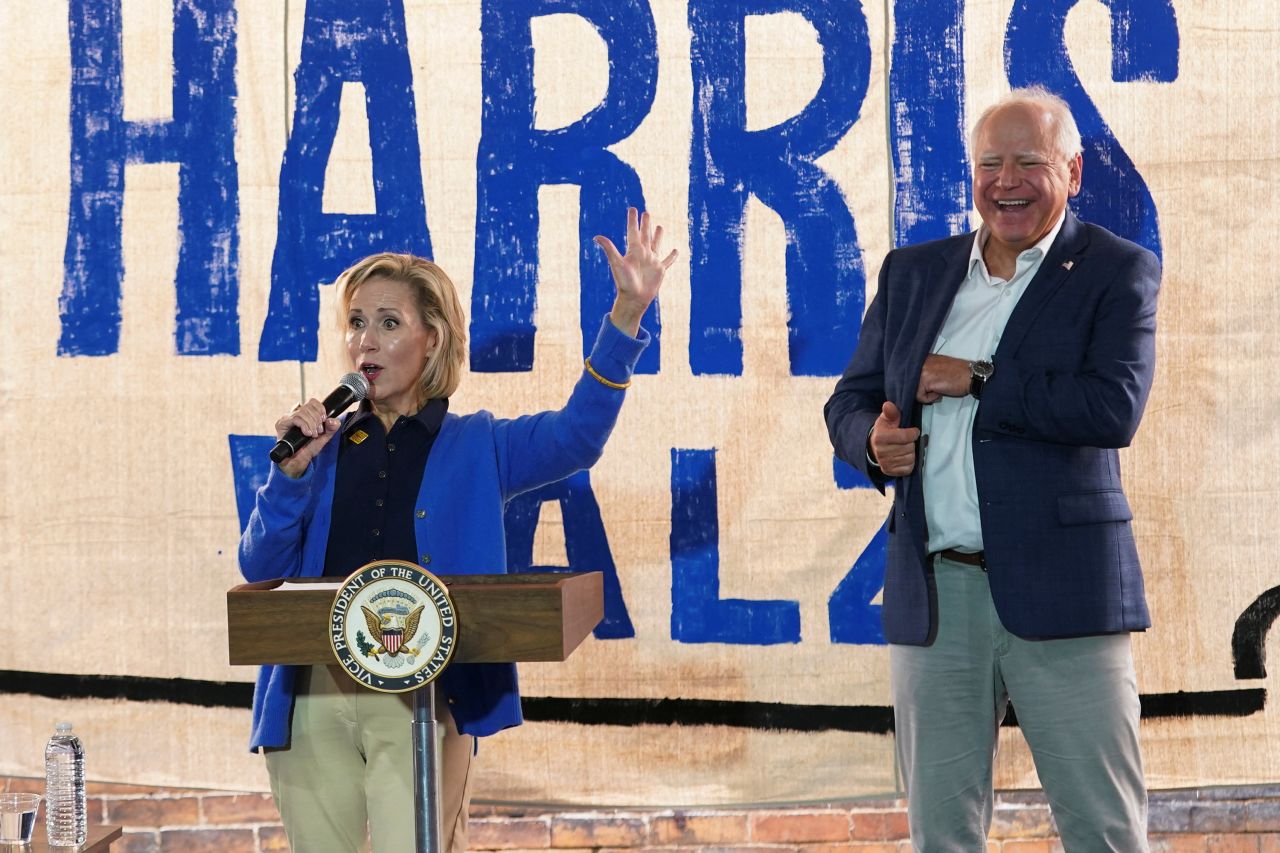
<box><xmin>361</xmin><ymin>601</ymin><xmax>424</xmax><ymax>657</ymax></box>
<box><xmin>328</xmin><ymin>560</ymin><xmax>458</xmax><ymax>693</ymax></box>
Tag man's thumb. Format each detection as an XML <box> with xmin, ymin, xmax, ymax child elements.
<box><xmin>880</xmin><ymin>400</ymin><xmax>901</xmax><ymax>426</ymax></box>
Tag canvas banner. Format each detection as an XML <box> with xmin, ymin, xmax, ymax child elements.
<box><xmin>0</xmin><ymin>0</ymin><xmax>1276</xmax><ymax>804</ymax></box>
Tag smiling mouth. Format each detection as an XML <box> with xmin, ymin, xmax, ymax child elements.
<box><xmin>995</xmin><ymin>200</ymin><xmax>1032</xmax><ymax>210</ymax></box>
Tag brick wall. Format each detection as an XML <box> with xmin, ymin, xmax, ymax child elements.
<box><xmin>4</xmin><ymin>777</ymin><xmax>1278</xmax><ymax>852</ymax></box>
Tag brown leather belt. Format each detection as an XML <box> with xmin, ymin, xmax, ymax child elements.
<box><xmin>937</xmin><ymin>548</ymin><xmax>986</xmax><ymax>569</ymax></box>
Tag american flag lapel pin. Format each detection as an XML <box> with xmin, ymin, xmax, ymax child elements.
<box><xmin>1062</xmin><ymin>260</ymin><xmax>1074</xmax><ymax>270</ymax></box>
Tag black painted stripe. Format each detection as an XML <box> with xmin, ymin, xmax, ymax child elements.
<box><xmin>1137</xmin><ymin>688</ymin><xmax>1267</xmax><ymax>719</ymax></box>
<box><xmin>0</xmin><ymin>670</ymin><xmax>1264</xmax><ymax>732</ymax></box>
<box><xmin>0</xmin><ymin>669</ymin><xmax>253</xmax><ymax>709</ymax></box>
<box><xmin>520</xmin><ymin>697</ymin><xmax>896</xmax><ymax>733</ymax></box>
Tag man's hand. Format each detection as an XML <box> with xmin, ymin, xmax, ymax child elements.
<box><xmin>917</xmin><ymin>354</ymin><xmax>971</xmax><ymax>403</ymax></box>
<box><xmin>869</xmin><ymin>401</ymin><xmax>920</xmax><ymax>477</ymax></box>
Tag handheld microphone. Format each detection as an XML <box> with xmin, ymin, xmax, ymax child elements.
<box><xmin>269</xmin><ymin>372</ymin><xmax>371</xmax><ymax>464</ymax></box>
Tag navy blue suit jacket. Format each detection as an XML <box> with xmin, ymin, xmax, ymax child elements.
<box><xmin>824</xmin><ymin>212</ymin><xmax>1160</xmax><ymax>645</ymax></box>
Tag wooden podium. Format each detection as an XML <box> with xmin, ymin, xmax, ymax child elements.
<box><xmin>226</xmin><ymin>571</ymin><xmax>603</xmax><ymax>853</ymax></box>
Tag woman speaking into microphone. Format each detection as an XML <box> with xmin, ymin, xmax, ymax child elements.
<box><xmin>239</xmin><ymin>208</ymin><xmax>676</xmax><ymax>853</ymax></box>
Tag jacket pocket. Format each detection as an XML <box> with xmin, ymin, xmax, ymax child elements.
<box><xmin>1057</xmin><ymin>489</ymin><xmax>1133</xmax><ymax>526</ymax></box>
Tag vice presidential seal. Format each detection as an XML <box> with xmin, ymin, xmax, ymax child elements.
<box><xmin>329</xmin><ymin>560</ymin><xmax>457</xmax><ymax>692</ymax></box>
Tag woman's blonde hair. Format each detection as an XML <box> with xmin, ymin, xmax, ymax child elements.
<box><xmin>334</xmin><ymin>253</ymin><xmax>468</xmax><ymax>402</ymax></box>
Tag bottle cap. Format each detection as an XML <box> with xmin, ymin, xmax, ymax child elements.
<box><xmin>55</xmin><ymin>722</ymin><xmax>72</xmax><ymax>732</ymax></box>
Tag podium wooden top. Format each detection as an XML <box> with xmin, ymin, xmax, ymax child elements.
<box><xmin>227</xmin><ymin>572</ymin><xmax>603</xmax><ymax>667</ymax></box>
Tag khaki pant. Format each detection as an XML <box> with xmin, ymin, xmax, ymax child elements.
<box><xmin>266</xmin><ymin>665</ymin><xmax>475</xmax><ymax>853</ymax></box>
<box><xmin>891</xmin><ymin>555</ymin><xmax>1147</xmax><ymax>852</ymax></box>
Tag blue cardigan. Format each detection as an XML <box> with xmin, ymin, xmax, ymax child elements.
<box><xmin>239</xmin><ymin>317</ymin><xmax>648</xmax><ymax>751</ymax></box>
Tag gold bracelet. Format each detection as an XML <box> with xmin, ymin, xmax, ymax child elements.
<box><xmin>584</xmin><ymin>357</ymin><xmax>631</xmax><ymax>390</ymax></box>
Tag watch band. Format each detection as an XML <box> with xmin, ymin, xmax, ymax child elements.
<box><xmin>970</xmin><ymin>373</ymin><xmax>985</xmax><ymax>399</ymax></box>
<box><xmin>969</xmin><ymin>360</ymin><xmax>993</xmax><ymax>399</ymax></box>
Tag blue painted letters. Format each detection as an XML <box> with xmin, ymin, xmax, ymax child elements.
<box><xmin>471</xmin><ymin>0</ymin><xmax>660</xmax><ymax>373</ymax></box>
<box><xmin>258</xmin><ymin>0</ymin><xmax>431</xmax><ymax>362</ymax></box>
<box><xmin>828</xmin><ymin>520</ymin><xmax>888</xmax><ymax>644</ymax></box>
<box><xmin>228</xmin><ymin>435</ymin><xmax>276</xmax><ymax>533</ymax></box>
<box><xmin>888</xmin><ymin>0</ymin><xmax>971</xmax><ymax>247</ymax></box>
<box><xmin>687</xmin><ymin>0</ymin><xmax>870</xmax><ymax>376</ymax></box>
<box><xmin>670</xmin><ymin>449</ymin><xmax>801</xmax><ymax>644</ymax></box>
<box><xmin>1006</xmin><ymin>0</ymin><xmax>1178</xmax><ymax>259</ymax></box>
<box><xmin>504</xmin><ymin>470</ymin><xmax>635</xmax><ymax>639</ymax></box>
<box><xmin>61</xmin><ymin>0</ymin><xmax>240</xmax><ymax>356</ymax></box>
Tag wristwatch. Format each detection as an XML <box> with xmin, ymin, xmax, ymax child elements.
<box><xmin>969</xmin><ymin>360</ymin><xmax>994</xmax><ymax>399</ymax></box>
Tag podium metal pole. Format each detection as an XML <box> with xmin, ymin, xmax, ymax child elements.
<box><xmin>412</xmin><ymin>682</ymin><xmax>442</xmax><ymax>853</ymax></box>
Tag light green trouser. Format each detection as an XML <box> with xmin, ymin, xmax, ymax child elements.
<box><xmin>265</xmin><ymin>665</ymin><xmax>475</xmax><ymax>853</ymax></box>
<box><xmin>890</xmin><ymin>555</ymin><xmax>1147</xmax><ymax>852</ymax></box>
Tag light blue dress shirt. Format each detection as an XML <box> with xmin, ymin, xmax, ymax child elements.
<box><xmin>921</xmin><ymin>212</ymin><xmax>1065</xmax><ymax>553</ymax></box>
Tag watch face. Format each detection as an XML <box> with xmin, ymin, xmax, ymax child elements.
<box><xmin>972</xmin><ymin>360</ymin><xmax>994</xmax><ymax>380</ymax></box>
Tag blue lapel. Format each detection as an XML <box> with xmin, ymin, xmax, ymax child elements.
<box><xmin>994</xmin><ymin>210</ymin><xmax>1091</xmax><ymax>359</ymax></box>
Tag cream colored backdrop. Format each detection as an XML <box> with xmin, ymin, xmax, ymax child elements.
<box><xmin>0</xmin><ymin>0</ymin><xmax>1276</xmax><ymax>805</ymax></box>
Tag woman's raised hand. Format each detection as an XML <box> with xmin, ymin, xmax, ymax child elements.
<box><xmin>273</xmin><ymin>399</ymin><xmax>341</xmax><ymax>479</ymax></box>
<box><xmin>593</xmin><ymin>207</ymin><xmax>678</xmax><ymax>337</ymax></box>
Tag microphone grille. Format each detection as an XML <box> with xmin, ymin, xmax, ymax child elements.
<box><xmin>339</xmin><ymin>371</ymin><xmax>370</xmax><ymax>401</ymax></box>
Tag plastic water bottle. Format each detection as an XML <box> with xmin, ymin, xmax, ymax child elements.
<box><xmin>44</xmin><ymin>722</ymin><xmax>87</xmax><ymax>846</ymax></box>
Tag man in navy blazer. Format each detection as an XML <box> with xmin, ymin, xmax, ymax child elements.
<box><xmin>825</xmin><ymin>87</ymin><xmax>1159</xmax><ymax>850</ymax></box>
